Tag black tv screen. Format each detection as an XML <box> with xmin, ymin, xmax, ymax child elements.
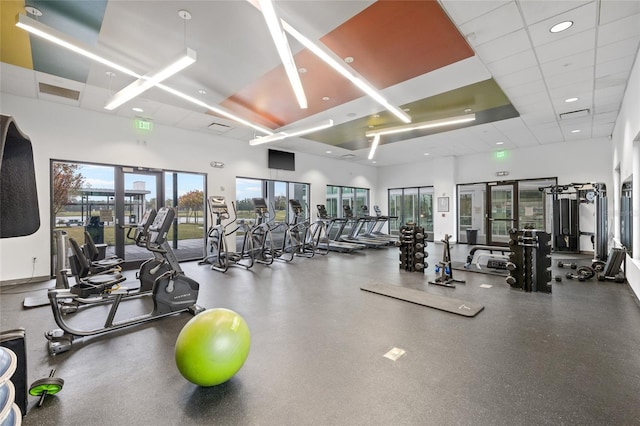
<box><xmin>268</xmin><ymin>149</ymin><xmax>295</xmax><ymax>171</ymax></box>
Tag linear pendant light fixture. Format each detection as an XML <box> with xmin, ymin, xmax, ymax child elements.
<box><xmin>281</xmin><ymin>22</ymin><xmax>411</xmax><ymax>124</ymax></box>
<box><xmin>16</xmin><ymin>13</ymin><xmax>140</xmax><ymax>78</ymax></box>
<box><xmin>366</xmin><ymin>114</ymin><xmax>476</xmax><ymax>160</ymax></box>
<box><xmin>105</xmin><ymin>48</ymin><xmax>196</xmax><ymax>110</ymax></box>
<box><xmin>366</xmin><ymin>114</ymin><xmax>476</xmax><ymax>138</ymax></box>
<box><xmin>246</xmin><ymin>0</ymin><xmax>411</xmax><ymax>124</ymax></box>
<box><xmin>15</xmin><ymin>13</ymin><xmax>273</xmax><ymax>136</ymax></box>
<box><xmin>250</xmin><ymin>119</ymin><xmax>334</xmax><ymax>145</ymax></box>
<box><xmin>367</xmin><ymin>134</ymin><xmax>380</xmax><ymax>160</ymax></box>
<box><xmin>258</xmin><ymin>0</ymin><xmax>307</xmax><ymax>109</ymax></box>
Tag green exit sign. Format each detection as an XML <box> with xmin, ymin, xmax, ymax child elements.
<box><xmin>495</xmin><ymin>150</ymin><xmax>506</xmax><ymax>159</ymax></box>
<box><xmin>135</xmin><ymin>118</ymin><xmax>153</xmax><ymax>131</ymax></box>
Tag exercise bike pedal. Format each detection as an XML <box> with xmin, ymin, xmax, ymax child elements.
<box><xmin>189</xmin><ymin>304</ymin><xmax>205</xmax><ymax>315</ymax></box>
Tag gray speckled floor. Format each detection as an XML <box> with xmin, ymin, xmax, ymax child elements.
<box><xmin>2</xmin><ymin>244</ymin><xmax>640</xmax><ymax>425</ymax></box>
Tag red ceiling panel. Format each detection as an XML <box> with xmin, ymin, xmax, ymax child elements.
<box><xmin>220</xmin><ymin>0</ymin><xmax>474</xmax><ymax>129</ymax></box>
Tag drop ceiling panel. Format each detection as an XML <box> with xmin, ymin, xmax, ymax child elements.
<box><xmin>549</xmin><ymin>79</ymin><xmax>594</xmax><ymax>102</ymax></box>
<box><xmin>597</xmin><ymin>37</ymin><xmax>640</xmax><ymax>64</ymax></box>
<box><xmin>459</xmin><ymin>2</ymin><xmax>524</xmax><ymax>46</ymax></box>
<box><xmin>597</xmin><ymin>13</ymin><xmax>640</xmax><ymax>47</ymax></box>
<box><xmin>504</xmin><ymin>79</ymin><xmax>548</xmax><ymax>98</ymax></box>
<box><xmin>511</xmin><ymin>91</ymin><xmax>553</xmax><ymax>115</ymax></box>
<box><xmin>595</xmin><ymin>71</ymin><xmax>630</xmax><ymax>90</ymax></box>
<box><xmin>544</xmin><ymin>66</ymin><xmax>594</xmax><ymax>89</ymax></box>
<box><xmin>473</xmin><ymin>29</ymin><xmax>532</xmax><ymax>64</ymax></box>
<box><xmin>593</xmin><ymin>111</ymin><xmax>618</xmax><ymax>125</ymax></box>
<box><xmin>531</xmin><ymin>126</ymin><xmax>564</xmax><ymax>144</ymax></box>
<box><xmin>540</xmin><ymin>50</ymin><xmax>595</xmax><ymax>77</ymax></box>
<box><xmin>519</xmin><ymin>0</ymin><xmax>591</xmax><ymax>25</ymax></box>
<box><xmin>595</xmin><ymin>55</ymin><xmax>636</xmax><ymax>78</ymax></box>
<box><xmin>492</xmin><ymin>118</ymin><xmax>540</xmax><ymax>147</ymax></box>
<box><xmin>438</xmin><ymin>0</ymin><xmax>509</xmax><ymax>26</ymax></box>
<box><xmin>486</xmin><ymin>49</ymin><xmax>539</xmax><ymax>77</ymax></box>
<box><xmin>527</xmin><ymin>2</ymin><xmax>597</xmax><ymax>47</ymax></box>
<box><xmin>592</xmin><ymin>123</ymin><xmax>615</xmax><ymax>137</ymax></box>
<box><xmin>534</xmin><ymin>29</ymin><xmax>596</xmax><ymax>64</ymax></box>
<box><xmin>494</xmin><ymin>66</ymin><xmax>543</xmax><ymax>90</ymax></box>
<box><xmin>0</xmin><ymin>63</ymin><xmax>37</xmax><ymax>98</ymax></box>
<box><xmin>599</xmin><ymin>0</ymin><xmax>640</xmax><ymax>25</ymax></box>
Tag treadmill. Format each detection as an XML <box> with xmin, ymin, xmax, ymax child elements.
<box><xmin>316</xmin><ymin>205</ymin><xmax>366</xmax><ymax>252</ymax></box>
<box><xmin>339</xmin><ymin>205</ymin><xmax>388</xmax><ymax>248</ymax></box>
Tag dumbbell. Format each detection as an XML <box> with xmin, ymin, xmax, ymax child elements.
<box><xmin>557</xmin><ymin>261</ymin><xmax>577</xmax><ymax>269</ymax></box>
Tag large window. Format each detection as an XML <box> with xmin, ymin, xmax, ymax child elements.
<box><xmin>457</xmin><ymin>178</ymin><xmax>555</xmax><ymax>245</ymax></box>
<box><xmin>387</xmin><ymin>187</ymin><xmax>433</xmax><ymax>240</ymax></box>
<box><xmin>51</xmin><ymin>160</ymin><xmax>206</xmax><ymax>274</ymax></box>
<box><xmin>235</xmin><ymin>177</ymin><xmax>310</xmax><ymax>224</ymax></box>
<box><xmin>324</xmin><ymin>185</ymin><xmax>370</xmax><ymax>219</ymax></box>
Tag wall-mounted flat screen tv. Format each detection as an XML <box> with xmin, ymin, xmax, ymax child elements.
<box><xmin>268</xmin><ymin>149</ymin><xmax>295</xmax><ymax>171</ymax></box>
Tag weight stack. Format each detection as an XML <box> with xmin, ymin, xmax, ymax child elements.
<box><xmin>398</xmin><ymin>223</ymin><xmax>427</xmax><ymax>272</ymax></box>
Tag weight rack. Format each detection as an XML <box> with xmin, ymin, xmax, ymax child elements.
<box><xmin>505</xmin><ymin>229</ymin><xmax>552</xmax><ymax>293</ymax></box>
<box><xmin>398</xmin><ymin>223</ymin><xmax>427</xmax><ymax>272</ymax></box>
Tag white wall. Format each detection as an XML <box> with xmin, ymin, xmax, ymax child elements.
<box><xmin>611</xmin><ymin>46</ymin><xmax>640</xmax><ymax>298</ymax></box>
<box><xmin>377</xmin><ymin>138</ymin><xmax>613</xmax><ymax>240</ymax></box>
<box><xmin>0</xmin><ymin>94</ymin><xmax>376</xmax><ymax>283</ymax></box>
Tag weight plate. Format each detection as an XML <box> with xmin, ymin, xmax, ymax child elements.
<box><xmin>29</xmin><ymin>377</ymin><xmax>64</xmax><ymax>396</ymax></box>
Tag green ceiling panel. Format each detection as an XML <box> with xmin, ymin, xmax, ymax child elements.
<box><xmin>305</xmin><ymin>79</ymin><xmax>519</xmax><ymax>150</ymax></box>
<box><xmin>29</xmin><ymin>0</ymin><xmax>108</xmax><ymax>83</ymax></box>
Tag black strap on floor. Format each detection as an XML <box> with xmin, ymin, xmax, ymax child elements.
<box><xmin>360</xmin><ymin>283</ymin><xmax>484</xmax><ymax>317</ymax></box>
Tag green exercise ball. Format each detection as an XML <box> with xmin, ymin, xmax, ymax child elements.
<box><xmin>175</xmin><ymin>308</ymin><xmax>251</xmax><ymax>386</ymax></box>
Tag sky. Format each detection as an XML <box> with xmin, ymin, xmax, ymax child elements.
<box><xmin>73</xmin><ymin>163</ymin><xmax>204</xmax><ymax>198</ymax></box>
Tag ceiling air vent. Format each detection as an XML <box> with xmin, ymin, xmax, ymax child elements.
<box><xmin>559</xmin><ymin>109</ymin><xmax>590</xmax><ymax>120</ymax></box>
<box><xmin>207</xmin><ymin>122</ymin><xmax>231</xmax><ymax>133</ymax></box>
<box><xmin>38</xmin><ymin>82</ymin><xmax>80</xmax><ymax>100</ymax></box>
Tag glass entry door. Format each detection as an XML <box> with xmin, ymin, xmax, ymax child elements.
<box><xmin>115</xmin><ymin>168</ymin><xmax>162</xmax><ymax>267</ymax></box>
<box><xmin>487</xmin><ymin>183</ymin><xmax>516</xmax><ymax>245</ymax></box>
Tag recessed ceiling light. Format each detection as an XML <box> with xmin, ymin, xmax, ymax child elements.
<box><xmin>344</xmin><ymin>56</ymin><xmax>354</xmax><ymax>63</ymax></box>
<box><xmin>424</xmin><ymin>153</ymin><xmax>430</xmax><ymax>156</ymax></box>
<box><xmin>571</xmin><ymin>129</ymin><xmax>581</xmax><ymax>133</ymax></box>
<box><xmin>298</xmin><ymin>67</ymin><xmax>307</xmax><ymax>74</ymax></box>
<box><xmin>464</xmin><ymin>108</ymin><xmax>472</xmax><ymax>113</ymax></box>
<box><xmin>326</xmin><ymin>150</ymin><xmax>332</xmax><ymax>154</ymax></box>
<box><xmin>373</xmin><ymin>114</ymin><xmax>380</xmax><ymax>118</ymax></box>
<box><xmin>403</xmin><ymin>108</ymin><xmax>410</xmax><ymax>112</ymax></box>
<box><xmin>565</xmin><ymin>97</ymin><xmax>578</xmax><ymax>103</ymax></box>
<box><xmin>496</xmin><ymin>141</ymin><xmax>504</xmax><ymax>145</ymax></box>
<box><xmin>198</xmin><ymin>89</ymin><xmax>206</xmax><ymax>95</ymax></box>
<box><xmin>372</xmin><ymin>161</ymin><xmax>377</xmax><ymax>164</ymax></box>
<box><xmin>322</xmin><ymin>96</ymin><xmax>330</xmax><ymax>101</ymax></box>
<box><xmin>132</xmin><ymin>107</ymin><xmax>144</xmax><ymax>112</ymax></box>
<box><xmin>178</xmin><ymin>9</ymin><xmax>192</xmax><ymax>20</ymax></box>
<box><xmin>368</xmin><ymin>125</ymin><xmax>374</xmax><ymax>129</ymax></box>
<box><xmin>550</xmin><ymin>21</ymin><xmax>573</xmax><ymax>33</ymax></box>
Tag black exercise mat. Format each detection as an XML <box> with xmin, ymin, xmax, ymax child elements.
<box><xmin>451</xmin><ymin>261</ymin><xmax>508</xmax><ymax>277</ymax></box>
<box><xmin>360</xmin><ymin>283</ymin><xmax>484</xmax><ymax>317</ymax></box>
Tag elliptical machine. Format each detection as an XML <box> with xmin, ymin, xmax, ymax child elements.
<box><xmin>45</xmin><ymin>207</ymin><xmax>203</xmax><ymax>355</ymax></box>
<box><xmin>199</xmin><ymin>196</ymin><xmax>254</xmax><ymax>272</ymax></box>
